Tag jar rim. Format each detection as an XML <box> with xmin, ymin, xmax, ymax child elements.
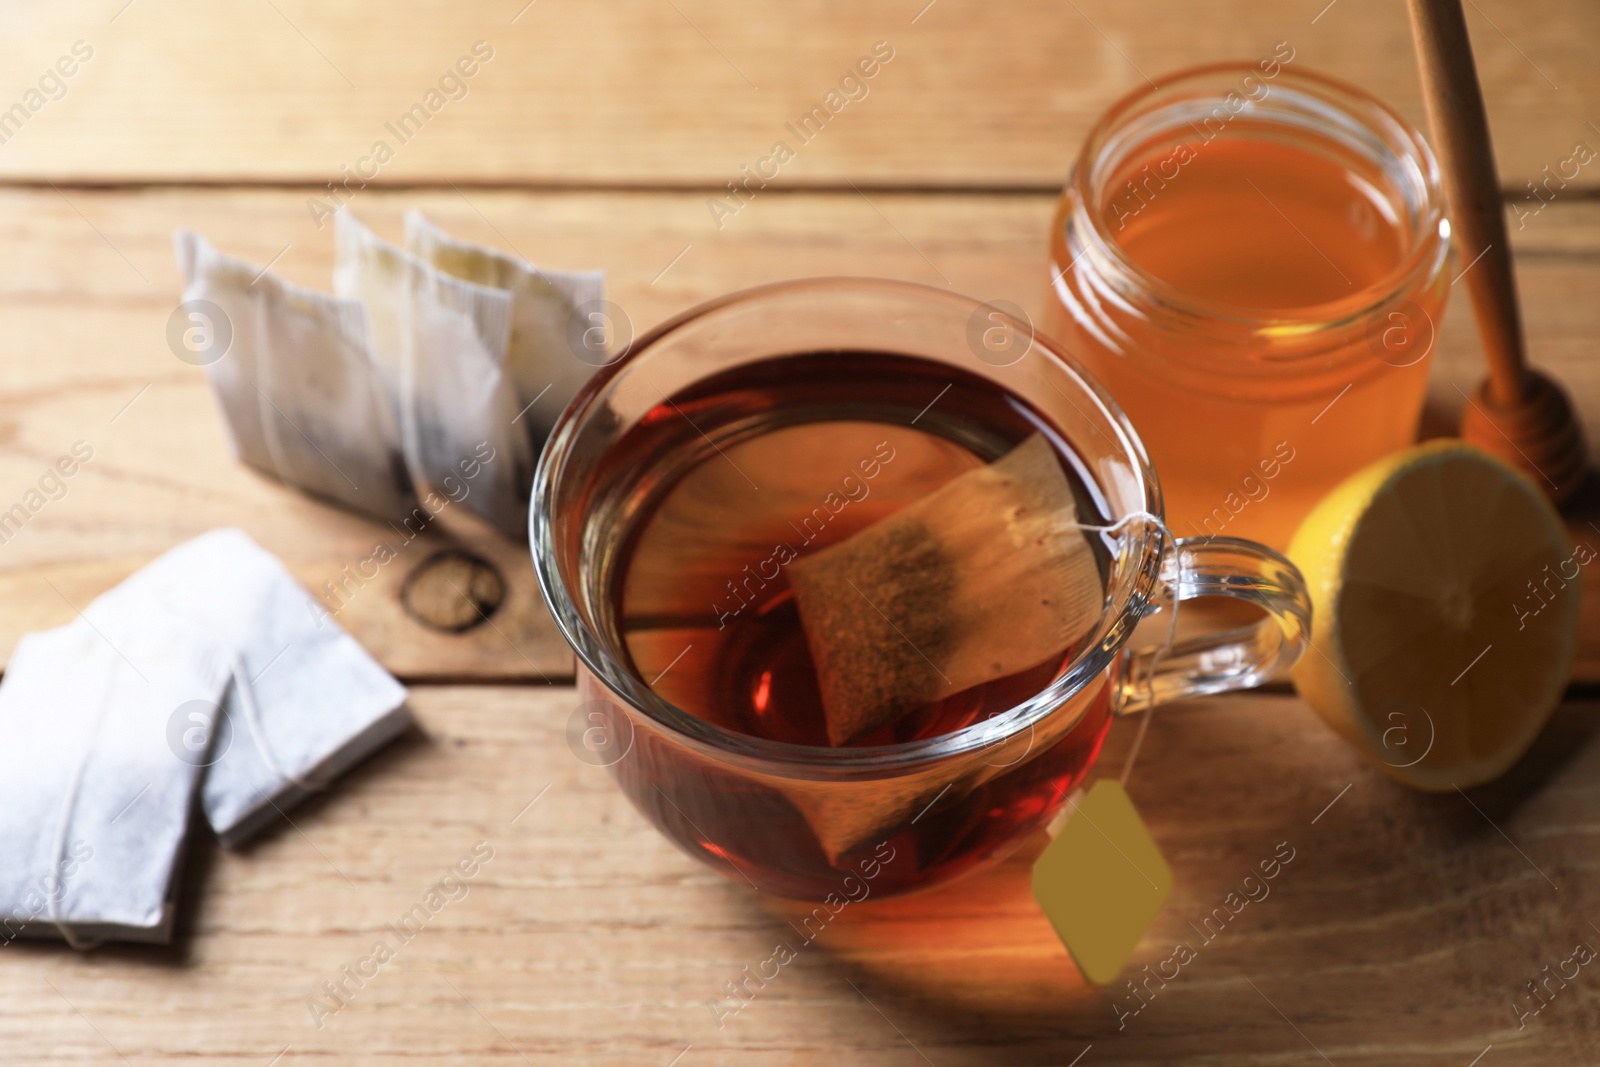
<box><xmin>1066</xmin><ymin>61</ymin><xmax>1449</xmax><ymax>334</ymax></box>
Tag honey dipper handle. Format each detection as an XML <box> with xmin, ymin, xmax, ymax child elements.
<box><xmin>1406</xmin><ymin>0</ymin><xmax>1588</xmax><ymax>504</ymax></box>
<box><xmin>1405</xmin><ymin>0</ymin><xmax>1524</xmax><ymax>406</ymax></box>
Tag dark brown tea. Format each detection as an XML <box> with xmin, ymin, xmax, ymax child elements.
<box><xmin>595</xmin><ymin>351</ymin><xmax>1120</xmax><ymax>897</ymax></box>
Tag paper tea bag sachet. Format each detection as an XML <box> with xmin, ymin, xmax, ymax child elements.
<box><xmin>173</xmin><ymin>230</ymin><xmax>419</xmax><ymax>524</ymax></box>
<box><xmin>0</xmin><ymin>620</ymin><xmax>231</xmax><ymax>945</ymax></box>
<box><xmin>789</xmin><ymin>433</ymin><xmax>1106</xmax><ymax>745</ymax></box>
<box><xmin>82</xmin><ymin>529</ymin><xmax>412</xmax><ymax>848</ymax></box>
<box><xmin>783</xmin><ymin>434</ymin><xmax>1107</xmax><ymax>864</ymax></box>
<box><xmin>406</xmin><ymin>210</ymin><xmax>606</xmax><ymax>446</ymax></box>
<box><xmin>334</xmin><ymin>212</ymin><xmax>532</xmax><ymax>540</ymax></box>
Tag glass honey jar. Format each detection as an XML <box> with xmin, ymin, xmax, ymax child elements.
<box><xmin>1045</xmin><ymin>61</ymin><xmax>1450</xmax><ymax>549</ymax></box>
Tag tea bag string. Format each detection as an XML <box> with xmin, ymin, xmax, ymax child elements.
<box><xmin>159</xmin><ymin>603</ymin><xmax>326</xmax><ymax>795</ymax></box>
<box><xmin>1071</xmin><ymin>510</ymin><xmax>1181</xmax><ymax>786</ymax></box>
<box><xmin>165</xmin><ymin>595</ymin><xmax>325</xmax><ymax>795</ymax></box>
<box><xmin>229</xmin><ymin>653</ymin><xmax>325</xmax><ymax>795</ymax></box>
<box><xmin>251</xmin><ymin>309</ymin><xmax>304</xmax><ymax>496</ymax></box>
<box><xmin>46</xmin><ymin>656</ymin><xmax>120</xmax><ymax>951</ymax></box>
<box><xmin>157</xmin><ymin>604</ymin><xmax>326</xmax><ymax>794</ymax></box>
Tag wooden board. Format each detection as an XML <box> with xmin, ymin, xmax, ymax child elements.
<box><xmin>2</xmin><ymin>186</ymin><xmax>1598</xmax><ymax>681</ymax></box>
<box><xmin>4</xmin><ymin>685</ymin><xmax>1597</xmax><ymax>1065</ymax></box>
<box><xmin>7</xmin><ymin>3</ymin><xmax>1600</xmax><ymax>1061</ymax></box>
<box><xmin>0</xmin><ymin>0</ymin><xmax>1595</xmax><ymax>190</ymax></box>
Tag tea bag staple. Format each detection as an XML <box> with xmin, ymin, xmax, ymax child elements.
<box><xmin>174</xmin><ymin>230</ymin><xmax>418</xmax><ymax>524</ymax></box>
<box><xmin>334</xmin><ymin>212</ymin><xmax>532</xmax><ymax>540</ymax></box>
<box><xmin>0</xmin><ymin>620</ymin><xmax>231</xmax><ymax>945</ymax></box>
<box><xmin>789</xmin><ymin>433</ymin><xmax>1104</xmax><ymax>746</ymax></box>
<box><xmin>82</xmin><ymin>528</ymin><xmax>412</xmax><ymax>848</ymax></box>
<box><xmin>406</xmin><ymin>210</ymin><xmax>605</xmax><ymax>447</ymax></box>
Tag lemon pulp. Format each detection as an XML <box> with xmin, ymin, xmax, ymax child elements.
<box><xmin>1289</xmin><ymin>441</ymin><xmax>1580</xmax><ymax>789</ymax></box>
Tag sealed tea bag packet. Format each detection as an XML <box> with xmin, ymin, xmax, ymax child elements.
<box><xmin>173</xmin><ymin>230</ymin><xmax>418</xmax><ymax>524</ymax></box>
<box><xmin>0</xmin><ymin>620</ymin><xmax>231</xmax><ymax>945</ymax></box>
<box><xmin>784</xmin><ymin>433</ymin><xmax>1106</xmax><ymax>861</ymax></box>
<box><xmin>789</xmin><ymin>433</ymin><xmax>1105</xmax><ymax>745</ymax></box>
<box><xmin>0</xmin><ymin>529</ymin><xmax>411</xmax><ymax>946</ymax></box>
<box><xmin>406</xmin><ymin>210</ymin><xmax>605</xmax><ymax>446</ymax></box>
<box><xmin>0</xmin><ymin>531</ymin><xmax>409</xmax><ymax>947</ymax></box>
<box><xmin>83</xmin><ymin>529</ymin><xmax>412</xmax><ymax>848</ymax></box>
<box><xmin>334</xmin><ymin>212</ymin><xmax>532</xmax><ymax>540</ymax></box>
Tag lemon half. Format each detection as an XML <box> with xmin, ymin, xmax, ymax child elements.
<box><xmin>1289</xmin><ymin>441</ymin><xmax>1581</xmax><ymax>790</ymax></box>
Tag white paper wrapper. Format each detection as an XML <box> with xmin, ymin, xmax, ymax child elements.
<box><xmin>174</xmin><ymin>230</ymin><xmax>419</xmax><ymax>524</ymax></box>
<box><xmin>406</xmin><ymin>210</ymin><xmax>605</xmax><ymax>446</ymax></box>
<box><xmin>82</xmin><ymin>528</ymin><xmax>412</xmax><ymax>848</ymax></box>
<box><xmin>0</xmin><ymin>620</ymin><xmax>231</xmax><ymax>945</ymax></box>
<box><xmin>334</xmin><ymin>212</ymin><xmax>531</xmax><ymax>540</ymax></box>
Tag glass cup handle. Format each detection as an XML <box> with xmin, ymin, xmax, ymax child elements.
<box><xmin>1117</xmin><ymin>536</ymin><xmax>1312</xmax><ymax>715</ymax></box>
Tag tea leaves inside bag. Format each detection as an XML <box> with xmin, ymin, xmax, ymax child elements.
<box><xmin>174</xmin><ymin>230</ymin><xmax>418</xmax><ymax>524</ymax></box>
<box><xmin>406</xmin><ymin>210</ymin><xmax>604</xmax><ymax>447</ymax></box>
<box><xmin>789</xmin><ymin>433</ymin><xmax>1105</xmax><ymax>745</ymax></box>
<box><xmin>334</xmin><ymin>212</ymin><xmax>532</xmax><ymax>540</ymax></box>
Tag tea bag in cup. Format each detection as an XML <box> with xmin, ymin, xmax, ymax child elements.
<box><xmin>784</xmin><ymin>433</ymin><xmax>1106</xmax><ymax>861</ymax></box>
<box><xmin>334</xmin><ymin>212</ymin><xmax>532</xmax><ymax>540</ymax></box>
<box><xmin>406</xmin><ymin>210</ymin><xmax>605</xmax><ymax>447</ymax></box>
<box><xmin>789</xmin><ymin>433</ymin><xmax>1105</xmax><ymax>746</ymax></box>
<box><xmin>173</xmin><ymin>230</ymin><xmax>419</xmax><ymax>524</ymax></box>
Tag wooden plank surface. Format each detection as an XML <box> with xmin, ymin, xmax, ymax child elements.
<box><xmin>0</xmin><ymin>0</ymin><xmax>1594</xmax><ymax>190</ymax></box>
<box><xmin>4</xmin><ymin>685</ymin><xmax>1597</xmax><ymax>1065</ymax></box>
<box><xmin>2</xmin><ymin>187</ymin><xmax>1598</xmax><ymax>681</ymax></box>
<box><xmin>6</xmin><ymin>3</ymin><xmax>1600</xmax><ymax>1063</ymax></box>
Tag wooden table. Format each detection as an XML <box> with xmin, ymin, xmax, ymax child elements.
<box><xmin>3</xmin><ymin>2</ymin><xmax>1599</xmax><ymax>1063</ymax></box>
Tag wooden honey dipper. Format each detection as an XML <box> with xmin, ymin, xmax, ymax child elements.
<box><xmin>1406</xmin><ymin>0</ymin><xmax>1589</xmax><ymax>504</ymax></box>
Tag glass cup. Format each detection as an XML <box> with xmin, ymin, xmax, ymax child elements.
<box><xmin>1046</xmin><ymin>63</ymin><xmax>1450</xmax><ymax>550</ymax></box>
<box><xmin>532</xmin><ymin>279</ymin><xmax>1311</xmax><ymax>901</ymax></box>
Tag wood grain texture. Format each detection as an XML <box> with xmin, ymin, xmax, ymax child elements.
<box><xmin>2</xmin><ymin>685</ymin><xmax>1597</xmax><ymax>1065</ymax></box>
<box><xmin>1</xmin><ymin>187</ymin><xmax>1597</xmax><ymax>681</ymax></box>
<box><xmin>4</xmin><ymin>3</ymin><xmax>1597</xmax><ymax>1060</ymax></box>
<box><xmin>0</xmin><ymin>0</ymin><xmax>1594</xmax><ymax>189</ymax></box>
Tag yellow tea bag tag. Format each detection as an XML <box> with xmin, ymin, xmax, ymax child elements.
<box><xmin>1032</xmin><ymin>778</ymin><xmax>1171</xmax><ymax>985</ymax></box>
